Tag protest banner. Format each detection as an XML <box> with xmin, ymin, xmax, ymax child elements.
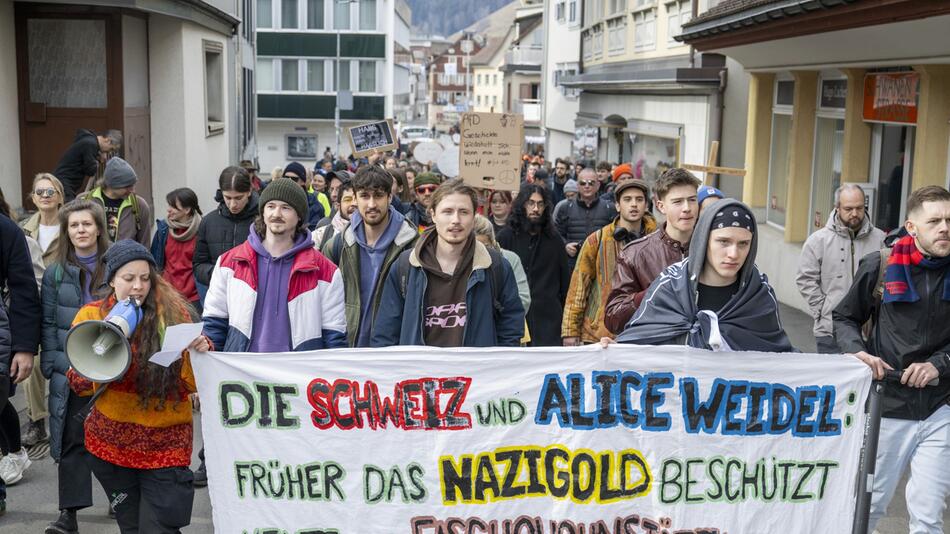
<box><xmin>459</xmin><ymin>112</ymin><xmax>523</xmax><ymax>192</ymax></box>
<box><xmin>193</xmin><ymin>345</ymin><xmax>872</xmax><ymax>534</ymax></box>
<box><xmin>348</xmin><ymin>119</ymin><xmax>398</xmax><ymax>157</ymax></box>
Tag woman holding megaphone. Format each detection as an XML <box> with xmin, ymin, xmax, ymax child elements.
<box><xmin>66</xmin><ymin>240</ymin><xmax>203</xmax><ymax>533</ymax></box>
<box><xmin>41</xmin><ymin>200</ymin><xmax>111</xmax><ymax>534</ymax></box>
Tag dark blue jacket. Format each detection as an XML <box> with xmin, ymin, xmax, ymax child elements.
<box><xmin>306</xmin><ymin>192</ymin><xmax>326</xmax><ymax>230</ymax></box>
<box><xmin>370</xmin><ymin>241</ymin><xmax>524</xmax><ymax>347</ymax></box>
<box><xmin>150</xmin><ymin>218</ymin><xmax>170</xmax><ymax>271</ymax></box>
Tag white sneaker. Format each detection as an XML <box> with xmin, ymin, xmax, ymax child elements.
<box><xmin>0</xmin><ymin>449</ymin><xmax>32</xmax><ymax>485</ymax></box>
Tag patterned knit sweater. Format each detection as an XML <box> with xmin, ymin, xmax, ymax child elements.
<box><xmin>561</xmin><ymin>214</ymin><xmax>657</xmax><ymax>343</ymax></box>
<box><xmin>67</xmin><ymin>300</ymin><xmax>197</xmax><ymax>469</ymax></box>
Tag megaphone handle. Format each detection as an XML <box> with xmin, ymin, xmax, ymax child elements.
<box><xmin>72</xmin><ymin>384</ymin><xmax>111</xmax><ymax>424</ymax></box>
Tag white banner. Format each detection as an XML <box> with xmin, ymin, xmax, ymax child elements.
<box><xmin>193</xmin><ymin>345</ymin><xmax>872</xmax><ymax>534</ymax></box>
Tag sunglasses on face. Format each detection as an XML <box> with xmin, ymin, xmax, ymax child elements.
<box><xmin>34</xmin><ymin>188</ymin><xmax>57</xmax><ymax>198</ymax></box>
<box><xmin>579</xmin><ymin>180</ymin><xmax>596</xmax><ymax>187</ymax></box>
<box><xmin>416</xmin><ymin>185</ymin><xmax>437</xmax><ymax>194</ymax></box>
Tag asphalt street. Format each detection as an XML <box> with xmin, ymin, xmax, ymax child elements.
<box><xmin>0</xmin><ymin>304</ymin><xmax>942</xmax><ymax>533</ymax></box>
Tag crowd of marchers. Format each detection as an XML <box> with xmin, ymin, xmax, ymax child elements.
<box><xmin>0</xmin><ymin>128</ymin><xmax>946</xmax><ymax>534</ymax></box>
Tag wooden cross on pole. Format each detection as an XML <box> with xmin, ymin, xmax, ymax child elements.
<box><xmin>681</xmin><ymin>141</ymin><xmax>746</xmax><ymax>184</ymax></box>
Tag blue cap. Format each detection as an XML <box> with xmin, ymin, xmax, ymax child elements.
<box><xmin>697</xmin><ymin>185</ymin><xmax>724</xmax><ymax>205</ymax></box>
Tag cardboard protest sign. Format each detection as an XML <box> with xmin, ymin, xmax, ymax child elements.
<box><xmin>459</xmin><ymin>112</ymin><xmax>523</xmax><ymax>192</ymax></box>
<box><xmin>193</xmin><ymin>345</ymin><xmax>871</xmax><ymax>533</ymax></box>
<box><xmin>348</xmin><ymin>119</ymin><xmax>397</xmax><ymax>157</ymax></box>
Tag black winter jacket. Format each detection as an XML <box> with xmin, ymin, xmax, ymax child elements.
<box><xmin>555</xmin><ymin>196</ymin><xmax>617</xmax><ymax>245</ymax></box>
<box><xmin>193</xmin><ymin>192</ymin><xmax>259</xmax><ymax>286</ymax></box>
<box><xmin>833</xmin><ymin>251</ymin><xmax>950</xmax><ymax>420</ymax></box>
<box><xmin>0</xmin><ymin>215</ymin><xmax>41</xmax><ymax>374</ymax></box>
<box><xmin>53</xmin><ymin>129</ymin><xmax>99</xmax><ymax>201</ymax></box>
<box><xmin>497</xmin><ymin>226</ymin><xmax>570</xmax><ymax>347</ymax></box>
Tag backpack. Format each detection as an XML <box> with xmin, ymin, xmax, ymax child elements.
<box><xmin>395</xmin><ymin>248</ymin><xmax>507</xmax><ymax>315</ymax></box>
<box><xmin>864</xmin><ymin>247</ymin><xmax>892</xmax><ymax>340</ymax></box>
<box><xmin>82</xmin><ymin>190</ymin><xmax>142</xmax><ymax>234</ymax></box>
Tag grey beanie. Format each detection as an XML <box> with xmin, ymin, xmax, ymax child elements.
<box><xmin>104</xmin><ymin>240</ymin><xmax>156</xmax><ymax>282</ymax></box>
<box><xmin>564</xmin><ymin>179</ymin><xmax>579</xmax><ymax>194</ymax></box>
<box><xmin>103</xmin><ymin>157</ymin><xmax>138</xmax><ymax>189</ymax></box>
<box><xmin>259</xmin><ymin>178</ymin><xmax>310</xmax><ymax>223</ymax></box>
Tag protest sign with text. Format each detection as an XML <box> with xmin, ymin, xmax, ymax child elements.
<box><xmin>459</xmin><ymin>112</ymin><xmax>523</xmax><ymax>192</ymax></box>
<box><xmin>193</xmin><ymin>345</ymin><xmax>871</xmax><ymax>534</ymax></box>
<box><xmin>348</xmin><ymin>119</ymin><xmax>398</xmax><ymax>157</ymax></box>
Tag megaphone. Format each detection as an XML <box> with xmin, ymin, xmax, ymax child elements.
<box><xmin>66</xmin><ymin>298</ymin><xmax>141</xmax><ymax>383</ymax></box>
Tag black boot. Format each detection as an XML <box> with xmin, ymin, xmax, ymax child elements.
<box><xmin>45</xmin><ymin>509</ymin><xmax>78</xmax><ymax>534</ymax></box>
<box><xmin>193</xmin><ymin>459</ymin><xmax>208</xmax><ymax>487</ymax></box>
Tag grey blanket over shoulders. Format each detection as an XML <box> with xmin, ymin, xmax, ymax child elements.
<box><xmin>616</xmin><ymin>198</ymin><xmax>794</xmax><ymax>353</ymax></box>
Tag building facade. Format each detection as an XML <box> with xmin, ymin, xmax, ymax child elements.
<box><xmin>561</xmin><ymin>0</ymin><xmax>729</xmax><ymax>193</ymax></box>
<box><xmin>472</xmin><ymin>33</ymin><xmax>513</xmax><ymax>114</ymax></box>
<box><xmin>680</xmin><ymin>0</ymin><xmax>950</xmax><ymax>312</ymax></box>
<box><xmin>541</xmin><ymin>0</ymin><xmax>582</xmax><ymax>160</ymax></box>
<box><xmin>255</xmin><ymin>0</ymin><xmax>410</xmax><ymax>171</ymax></box>
<box><xmin>0</xmin><ymin>0</ymin><xmax>252</xmax><ymax>218</ymax></box>
<box><xmin>501</xmin><ymin>2</ymin><xmax>545</xmax><ymax>149</ymax></box>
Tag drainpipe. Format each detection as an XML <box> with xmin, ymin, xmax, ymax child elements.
<box><xmin>713</xmin><ymin>67</ymin><xmax>727</xmax><ymax>189</ymax></box>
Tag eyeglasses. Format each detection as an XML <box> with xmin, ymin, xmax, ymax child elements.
<box><xmin>524</xmin><ymin>200</ymin><xmax>544</xmax><ymax>209</ymax></box>
<box><xmin>415</xmin><ymin>185</ymin><xmax>438</xmax><ymax>194</ymax></box>
<box><xmin>34</xmin><ymin>188</ymin><xmax>57</xmax><ymax>198</ymax></box>
<box><xmin>578</xmin><ymin>180</ymin><xmax>596</xmax><ymax>187</ymax></box>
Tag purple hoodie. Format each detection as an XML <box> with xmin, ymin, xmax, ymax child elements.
<box><xmin>246</xmin><ymin>229</ymin><xmax>314</xmax><ymax>352</ymax></box>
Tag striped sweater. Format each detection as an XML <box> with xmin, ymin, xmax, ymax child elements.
<box><xmin>67</xmin><ymin>300</ymin><xmax>196</xmax><ymax>469</ymax></box>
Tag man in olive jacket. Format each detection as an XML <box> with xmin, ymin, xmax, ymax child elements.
<box><xmin>324</xmin><ymin>166</ymin><xmax>417</xmax><ymax>347</ymax></box>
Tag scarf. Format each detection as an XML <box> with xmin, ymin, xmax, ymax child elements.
<box><xmin>882</xmin><ymin>234</ymin><xmax>950</xmax><ymax>303</ymax></box>
<box><xmin>167</xmin><ymin>213</ymin><xmax>202</xmax><ymax>242</ymax></box>
<box><xmin>616</xmin><ymin>259</ymin><xmax>794</xmax><ymax>353</ymax></box>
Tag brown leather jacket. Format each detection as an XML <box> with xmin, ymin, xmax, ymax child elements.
<box><xmin>604</xmin><ymin>223</ymin><xmax>688</xmax><ymax>334</ymax></box>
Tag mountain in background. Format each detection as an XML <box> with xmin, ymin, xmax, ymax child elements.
<box><xmin>406</xmin><ymin>0</ymin><xmax>515</xmax><ymax>38</ymax></box>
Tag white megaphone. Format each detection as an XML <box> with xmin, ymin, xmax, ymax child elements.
<box><xmin>66</xmin><ymin>298</ymin><xmax>141</xmax><ymax>383</ymax></box>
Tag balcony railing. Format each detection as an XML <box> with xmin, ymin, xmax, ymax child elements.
<box><xmin>504</xmin><ymin>46</ymin><xmax>543</xmax><ymax>66</ymax></box>
<box><xmin>513</xmin><ymin>98</ymin><xmax>541</xmax><ymax>122</ymax></box>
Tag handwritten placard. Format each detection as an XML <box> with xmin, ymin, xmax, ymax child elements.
<box><xmin>348</xmin><ymin>119</ymin><xmax>398</xmax><ymax>157</ymax></box>
<box><xmin>459</xmin><ymin>112</ymin><xmax>523</xmax><ymax>192</ymax></box>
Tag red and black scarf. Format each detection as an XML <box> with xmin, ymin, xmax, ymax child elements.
<box><xmin>882</xmin><ymin>234</ymin><xmax>950</xmax><ymax>303</ymax></box>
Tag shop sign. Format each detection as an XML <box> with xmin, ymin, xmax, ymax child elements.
<box><xmin>863</xmin><ymin>73</ymin><xmax>919</xmax><ymax>124</ymax></box>
<box><xmin>820</xmin><ymin>79</ymin><xmax>847</xmax><ymax>109</ymax></box>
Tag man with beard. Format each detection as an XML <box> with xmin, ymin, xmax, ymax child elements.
<box><xmin>562</xmin><ymin>178</ymin><xmax>656</xmax><ymax>345</ymax></box>
<box><xmin>371</xmin><ymin>179</ymin><xmax>523</xmax><ymax>347</ymax></box>
<box><xmin>555</xmin><ymin>167</ymin><xmax>617</xmax><ymax>271</ymax></box>
<box><xmin>834</xmin><ymin>186</ymin><xmax>950</xmax><ymax>534</ymax></box>
<box><xmin>324</xmin><ymin>166</ymin><xmax>417</xmax><ymax>347</ymax></box>
<box><xmin>202</xmin><ymin>178</ymin><xmax>346</xmax><ymax>351</ymax></box>
<box><xmin>497</xmin><ymin>184</ymin><xmax>571</xmax><ymax>346</ymax></box>
<box><xmin>796</xmin><ymin>184</ymin><xmax>884</xmax><ymax>353</ymax></box>
<box><xmin>604</xmin><ymin>168</ymin><xmax>700</xmax><ymax>335</ymax></box>
<box><xmin>314</xmin><ymin>180</ymin><xmax>357</xmax><ymax>251</ymax></box>
<box><xmin>405</xmin><ymin>172</ymin><xmax>442</xmax><ymax>232</ymax></box>
<box><xmin>551</xmin><ymin>158</ymin><xmax>572</xmax><ymax>204</ymax></box>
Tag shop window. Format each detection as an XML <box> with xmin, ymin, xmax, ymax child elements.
<box><xmin>767</xmin><ymin>113</ymin><xmax>792</xmax><ymax>227</ymax></box>
<box><xmin>810</xmin><ymin>118</ymin><xmax>845</xmax><ymax>233</ymax></box>
<box><xmin>628</xmin><ymin>132</ymin><xmax>679</xmax><ymax>189</ymax></box>
<box><xmin>203</xmin><ymin>40</ymin><xmax>224</xmax><ymax>136</ymax></box>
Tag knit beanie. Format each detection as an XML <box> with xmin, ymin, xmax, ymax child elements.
<box><xmin>103</xmin><ymin>158</ymin><xmax>138</xmax><ymax>189</ymax></box>
<box><xmin>104</xmin><ymin>240</ymin><xmax>155</xmax><ymax>282</ymax></box>
<box><xmin>283</xmin><ymin>162</ymin><xmax>308</xmax><ymax>180</ymax></box>
<box><xmin>612</xmin><ymin>162</ymin><xmax>634</xmax><ymax>182</ymax></box>
<box><xmin>563</xmin><ymin>179</ymin><xmax>579</xmax><ymax>194</ymax></box>
<box><xmin>259</xmin><ymin>178</ymin><xmax>309</xmax><ymax>222</ymax></box>
<box><xmin>414</xmin><ymin>172</ymin><xmax>442</xmax><ymax>188</ymax></box>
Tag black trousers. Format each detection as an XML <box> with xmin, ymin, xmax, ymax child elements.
<box><xmin>59</xmin><ymin>390</ymin><xmax>94</xmax><ymax>510</ymax></box>
<box><xmin>815</xmin><ymin>335</ymin><xmax>840</xmax><ymax>354</ymax></box>
<box><xmin>0</xmin><ymin>377</ymin><xmax>7</xmax><ymax>502</ymax></box>
<box><xmin>89</xmin><ymin>455</ymin><xmax>195</xmax><ymax>533</ymax></box>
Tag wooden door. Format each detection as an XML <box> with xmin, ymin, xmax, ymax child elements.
<box><xmin>15</xmin><ymin>5</ymin><xmax>123</xmax><ymax>205</ymax></box>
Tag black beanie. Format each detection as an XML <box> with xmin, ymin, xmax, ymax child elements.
<box><xmin>104</xmin><ymin>240</ymin><xmax>156</xmax><ymax>282</ymax></box>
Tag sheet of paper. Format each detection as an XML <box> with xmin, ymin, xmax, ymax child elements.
<box><xmin>149</xmin><ymin>322</ymin><xmax>205</xmax><ymax>367</ymax></box>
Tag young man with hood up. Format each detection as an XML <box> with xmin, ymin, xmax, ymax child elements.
<box><xmin>323</xmin><ymin>166</ymin><xmax>417</xmax><ymax>347</ymax></box>
<box><xmin>614</xmin><ymin>198</ymin><xmax>795</xmax><ymax>352</ymax></box>
<box><xmin>201</xmin><ymin>178</ymin><xmax>346</xmax><ymax>352</ymax></box>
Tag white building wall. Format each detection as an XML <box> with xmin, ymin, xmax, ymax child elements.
<box><xmin>150</xmin><ymin>15</ymin><xmax>232</xmax><ymax>217</ymax></box>
<box><xmin>0</xmin><ymin>0</ymin><xmax>21</xmax><ymax>202</ymax></box>
<box><xmin>541</xmin><ymin>0</ymin><xmax>580</xmax><ymax>160</ymax></box>
<box><xmin>258</xmin><ymin>120</ymin><xmax>364</xmax><ymax>173</ymax></box>
<box><xmin>581</xmin><ymin>92</ymin><xmax>711</xmax><ymax>171</ymax></box>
